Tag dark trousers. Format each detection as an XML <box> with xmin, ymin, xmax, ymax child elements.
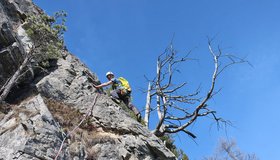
<box><xmin>110</xmin><ymin>89</ymin><xmax>140</xmax><ymax>115</ymax></box>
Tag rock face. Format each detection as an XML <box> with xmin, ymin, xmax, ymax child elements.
<box><xmin>0</xmin><ymin>0</ymin><xmax>41</xmax><ymax>87</ymax></box>
<box><xmin>0</xmin><ymin>95</ymin><xmax>63</xmax><ymax>160</ymax></box>
<box><xmin>0</xmin><ymin>0</ymin><xmax>176</xmax><ymax>160</ymax></box>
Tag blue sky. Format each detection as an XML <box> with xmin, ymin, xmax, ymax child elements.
<box><xmin>33</xmin><ymin>0</ymin><xmax>280</xmax><ymax>159</ymax></box>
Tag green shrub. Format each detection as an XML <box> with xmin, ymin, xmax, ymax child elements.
<box><xmin>24</xmin><ymin>11</ymin><xmax>67</xmax><ymax>67</ymax></box>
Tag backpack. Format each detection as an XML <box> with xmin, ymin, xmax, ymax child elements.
<box><xmin>118</xmin><ymin>77</ymin><xmax>131</xmax><ymax>92</ymax></box>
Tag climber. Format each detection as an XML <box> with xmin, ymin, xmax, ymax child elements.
<box><xmin>93</xmin><ymin>71</ymin><xmax>141</xmax><ymax>122</ymax></box>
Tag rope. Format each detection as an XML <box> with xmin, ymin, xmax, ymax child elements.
<box><xmin>54</xmin><ymin>93</ymin><xmax>99</xmax><ymax>160</ymax></box>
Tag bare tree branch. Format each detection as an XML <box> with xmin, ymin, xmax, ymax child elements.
<box><xmin>0</xmin><ymin>57</ymin><xmax>33</xmax><ymax>101</ymax></box>
<box><xmin>144</xmin><ymin>38</ymin><xmax>248</xmax><ymax>139</ymax></box>
<box><xmin>163</xmin><ymin>82</ymin><xmax>187</xmax><ymax>94</ymax></box>
<box><xmin>204</xmin><ymin>139</ymin><xmax>259</xmax><ymax>160</ymax></box>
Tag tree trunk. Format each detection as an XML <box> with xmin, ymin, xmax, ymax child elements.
<box><xmin>0</xmin><ymin>56</ymin><xmax>29</xmax><ymax>102</ymax></box>
<box><xmin>144</xmin><ymin>82</ymin><xmax>151</xmax><ymax>127</ymax></box>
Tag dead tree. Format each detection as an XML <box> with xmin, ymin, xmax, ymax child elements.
<box><xmin>144</xmin><ymin>38</ymin><xmax>249</xmax><ymax>138</ymax></box>
<box><xmin>144</xmin><ymin>82</ymin><xmax>151</xmax><ymax>126</ymax></box>
<box><xmin>0</xmin><ymin>25</ymin><xmax>47</xmax><ymax>102</ymax></box>
<box><xmin>0</xmin><ymin>53</ymin><xmax>33</xmax><ymax>102</ymax></box>
<box><xmin>203</xmin><ymin>139</ymin><xmax>259</xmax><ymax>160</ymax></box>
<box><xmin>0</xmin><ymin>24</ymin><xmax>35</xmax><ymax>102</ymax></box>
<box><xmin>0</xmin><ymin>11</ymin><xmax>66</xmax><ymax>103</ymax></box>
